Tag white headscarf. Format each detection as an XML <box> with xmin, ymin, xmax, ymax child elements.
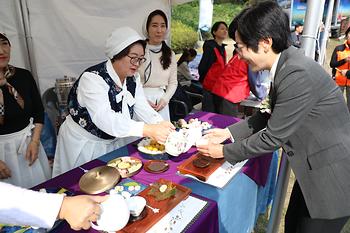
<box><xmin>105</xmin><ymin>27</ymin><xmax>143</xmax><ymax>59</ymax></box>
<box><xmin>142</xmin><ymin>9</ymin><xmax>170</xmax><ymax>40</ymax></box>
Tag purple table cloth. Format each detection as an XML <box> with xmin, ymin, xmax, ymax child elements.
<box><xmin>34</xmin><ymin>159</ymin><xmax>218</xmax><ymax>233</ymax></box>
<box><xmin>98</xmin><ymin>112</ymin><xmax>272</xmax><ymax>187</ymax></box>
<box><xmin>33</xmin><ymin>111</ymin><xmax>272</xmax><ymax>233</ymax></box>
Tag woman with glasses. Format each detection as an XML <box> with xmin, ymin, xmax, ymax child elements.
<box><xmin>139</xmin><ymin>9</ymin><xmax>178</xmax><ymax>120</ymax></box>
<box><xmin>0</xmin><ymin>32</ymin><xmax>51</xmax><ymax>188</ymax></box>
<box><xmin>53</xmin><ymin>27</ymin><xmax>174</xmax><ymax>177</ymax></box>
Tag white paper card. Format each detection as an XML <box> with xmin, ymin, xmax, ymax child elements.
<box><xmin>146</xmin><ymin>196</ymin><xmax>207</xmax><ymax>233</ymax></box>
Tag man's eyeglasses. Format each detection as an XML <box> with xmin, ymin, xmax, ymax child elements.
<box><xmin>127</xmin><ymin>55</ymin><xmax>146</xmax><ymax>65</ymax></box>
<box><xmin>234</xmin><ymin>43</ymin><xmax>245</xmax><ymax>52</ymax></box>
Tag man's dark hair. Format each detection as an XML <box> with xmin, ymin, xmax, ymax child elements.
<box><xmin>294</xmin><ymin>23</ymin><xmax>303</xmax><ymax>30</ymax></box>
<box><xmin>228</xmin><ymin>8</ymin><xmax>249</xmax><ymax>40</ymax></box>
<box><xmin>211</xmin><ymin>21</ymin><xmax>228</xmax><ymax>39</ymax></box>
<box><xmin>237</xmin><ymin>1</ymin><xmax>290</xmax><ymax>53</ymax></box>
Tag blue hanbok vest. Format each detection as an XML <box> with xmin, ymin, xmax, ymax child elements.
<box><xmin>67</xmin><ymin>61</ymin><xmax>136</xmax><ymax>139</ymax></box>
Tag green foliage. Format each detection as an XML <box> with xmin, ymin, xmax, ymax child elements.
<box><xmin>172</xmin><ymin>0</ymin><xmax>245</xmax><ymax>32</ymax></box>
<box><xmin>172</xmin><ymin>1</ymin><xmax>200</xmax><ymax>31</ymax></box>
<box><xmin>171</xmin><ymin>20</ymin><xmax>198</xmax><ymax>54</ymax></box>
<box><xmin>212</xmin><ymin>3</ymin><xmax>245</xmax><ymax>26</ymax></box>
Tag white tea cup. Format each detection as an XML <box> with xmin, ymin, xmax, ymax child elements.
<box><xmin>127</xmin><ymin>196</ymin><xmax>146</xmax><ymax>217</ymax></box>
<box><xmin>91</xmin><ymin>194</ymin><xmax>130</xmax><ymax>232</ymax></box>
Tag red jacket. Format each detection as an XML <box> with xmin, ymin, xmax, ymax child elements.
<box><xmin>202</xmin><ymin>47</ymin><xmax>226</xmax><ymax>91</ymax></box>
<box><xmin>211</xmin><ymin>54</ymin><xmax>250</xmax><ymax>103</ymax></box>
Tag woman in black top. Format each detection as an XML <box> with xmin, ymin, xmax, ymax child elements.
<box><xmin>198</xmin><ymin>21</ymin><xmax>228</xmax><ymax>112</ymax></box>
<box><xmin>0</xmin><ymin>32</ymin><xmax>51</xmax><ymax>188</ymax></box>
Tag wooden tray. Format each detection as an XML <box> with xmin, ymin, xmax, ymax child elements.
<box><xmin>177</xmin><ymin>152</ymin><xmax>225</xmax><ymax>181</ymax></box>
<box><xmin>119</xmin><ymin>178</ymin><xmax>191</xmax><ymax>233</ymax></box>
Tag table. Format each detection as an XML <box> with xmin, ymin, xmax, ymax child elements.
<box><xmin>97</xmin><ymin>112</ymin><xmax>278</xmax><ymax>233</ymax></box>
<box><xmin>35</xmin><ymin>112</ymin><xmax>278</xmax><ymax>233</ymax></box>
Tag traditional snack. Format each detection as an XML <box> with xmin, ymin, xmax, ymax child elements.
<box><xmin>138</xmin><ymin>138</ymin><xmax>166</xmax><ymax>155</ymax></box>
<box><xmin>147</xmin><ymin>180</ymin><xmax>177</xmax><ymax>201</ymax></box>
<box><xmin>107</xmin><ymin>157</ymin><xmax>142</xmax><ymax>178</ymax></box>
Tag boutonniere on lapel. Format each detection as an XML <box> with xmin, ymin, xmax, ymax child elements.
<box><xmin>260</xmin><ymin>81</ymin><xmax>273</xmax><ymax>114</ymax></box>
<box><xmin>260</xmin><ymin>95</ymin><xmax>271</xmax><ymax>114</ymax></box>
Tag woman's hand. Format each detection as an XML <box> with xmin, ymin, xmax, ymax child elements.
<box><xmin>203</xmin><ymin>128</ymin><xmax>231</xmax><ymax>144</ymax></box>
<box><xmin>143</xmin><ymin>121</ymin><xmax>175</xmax><ymax>144</ymax></box>
<box><xmin>0</xmin><ymin>160</ymin><xmax>11</xmax><ymax>179</ymax></box>
<box><xmin>59</xmin><ymin>195</ymin><xmax>108</xmax><ymax>231</ymax></box>
<box><xmin>148</xmin><ymin>100</ymin><xmax>157</xmax><ymax>110</ymax></box>
<box><xmin>25</xmin><ymin>140</ymin><xmax>39</xmax><ymax>166</ymax></box>
<box><xmin>155</xmin><ymin>99</ymin><xmax>167</xmax><ymax>112</ymax></box>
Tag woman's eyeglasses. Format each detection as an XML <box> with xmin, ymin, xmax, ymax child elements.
<box><xmin>127</xmin><ymin>55</ymin><xmax>146</xmax><ymax>65</ymax></box>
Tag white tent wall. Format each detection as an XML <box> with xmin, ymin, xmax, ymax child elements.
<box><xmin>26</xmin><ymin>0</ymin><xmax>173</xmax><ymax>94</ymax></box>
<box><xmin>1</xmin><ymin>0</ymin><xmax>176</xmax><ymax>94</ymax></box>
<box><xmin>0</xmin><ymin>0</ymin><xmax>31</xmax><ymax>70</ymax></box>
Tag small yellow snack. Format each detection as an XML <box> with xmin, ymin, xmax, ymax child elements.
<box><xmin>117</xmin><ymin>161</ymin><xmax>131</xmax><ymax>169</ymax></box>
<box><xmin>159</xmin><ymin>184</ymin><xmax>167</xmax><ymax>193</ymax></box>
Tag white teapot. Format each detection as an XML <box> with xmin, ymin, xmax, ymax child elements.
<box><xmin>91</xmin><ymin>194</ymin><xmax>130</xmax><ymax>232</ymax></box>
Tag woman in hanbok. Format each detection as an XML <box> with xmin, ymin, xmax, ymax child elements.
<box><xmin>53</xmin><ymin>27</ymin><xmax>174</xmax><ymax>177</ymax></box>
<box><xmin>139</xmin><ymin>9</ymin><xmax>178</xmax><ymax>120</ymax></box>
<box><xmin>0</xmin><ymin>32</ymin><xmax>51</xmax><ymax>188</ymax></box>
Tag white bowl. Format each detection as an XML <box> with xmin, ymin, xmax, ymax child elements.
<box><xmin>127</xmin><ymin>196</ymin><xmax>146</xmax><ymax>217</ymax></box>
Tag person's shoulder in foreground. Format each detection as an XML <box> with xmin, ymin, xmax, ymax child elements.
<box><xmin>0</xmin><ymin>181</ymin><xmax>107</xmax><ymax>231</ymax></box>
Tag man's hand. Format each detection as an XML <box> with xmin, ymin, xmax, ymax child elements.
<box><xmin>58</xmin><ymin>195</ymin><xmax>108</xmax><ymax>231</ymax></box>
<box><xmin>203</xmin><ymin>128</ymin><xmax>231</xmax><ymax>144</ymax></box>
<box><xmin>0</xmin><ymin>160</ymin><xmax>11</xmax><ymax>179</ymax></box>
<box><xmin>197</xmin><ymin>141</ymin><xmax>224</xmax><ymax>159</ymax></box>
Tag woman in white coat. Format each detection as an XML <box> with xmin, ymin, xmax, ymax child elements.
<box><xmin>53</xmin><ymin>27</ymin><xmax>174</xmax><ymax>177</ymax></box>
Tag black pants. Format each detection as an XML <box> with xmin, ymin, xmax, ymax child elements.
<box><xmin>202</xmin><ymin>90</ymin><xmax>215</xmax><ymax>112</ymax></box>
<box><xmin>285</xmin><ymin>181</ymin><xmax>349</xmax><ymax>233</ymax></box>
<box><xmin>212</xmin><ymin>94</ymin><xmax>239</xmax><ymax>117</ymax></box>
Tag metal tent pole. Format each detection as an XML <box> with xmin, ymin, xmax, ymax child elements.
<box><xmin>319</xmin><ymin>0</ymin><xmax>335</xmax><ymax>65</ymax></box>
<box><xmin>301</xmin><ymin>0</ymin><xmax>326</xmax><ymax>59</ymax></box>
<box><xmin>266</xmin><ymin>153</ymin><xmax>291</xmax><ymax>233</ymax></box>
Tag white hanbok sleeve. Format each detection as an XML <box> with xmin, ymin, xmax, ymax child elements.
<box><xmin>133</xmin><ymin>74</ymin><xmax>163</xmax><ymax>124</ymax></box>
<box><xmin>77</xmin><ymin>72</ymin><xmax>147</xmax><ymax>138</ymax></box>
<box><xmin>0</xmin><ymin>182</ymin><xmax>64</xmax><ymax>229</ymax></box>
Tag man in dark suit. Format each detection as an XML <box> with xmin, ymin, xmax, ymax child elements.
<box><xmin>290</xmin><ymin>23</ymin><xmax>303</xmax><ymax>48</ymax></box>
<box><xmin>197</xmin><ymin>1</ymin><xmax>350</xmax><ymax>232</ymax></box>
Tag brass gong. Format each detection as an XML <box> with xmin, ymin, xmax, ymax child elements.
<box><xmin>79</xmin><ymin>166</ymin><xmax>120</xmax><ymax>194</ymax></box>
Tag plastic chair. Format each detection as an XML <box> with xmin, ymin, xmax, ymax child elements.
<box><xmin>169</xmin><ymin>99</ymin><xmax>189</xmax><ymax>121</ymax></box>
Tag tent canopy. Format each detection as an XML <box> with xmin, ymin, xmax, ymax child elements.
<box><xmin>0</xmin><ymin>0</ymin><xmax>191</xmax><ymax>93</ymax></box>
